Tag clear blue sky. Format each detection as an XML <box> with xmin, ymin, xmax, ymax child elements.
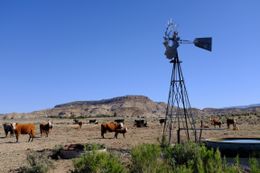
<box><xmin>0</xmin><ymin>1</ymin><xmax>260</xmax><ymax>113</ymax></box>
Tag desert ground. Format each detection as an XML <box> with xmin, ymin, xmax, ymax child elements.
<box><xmin>0</xmin><ymin>117</ymin><xmax>259</xmax><ymax>173</ymax></box>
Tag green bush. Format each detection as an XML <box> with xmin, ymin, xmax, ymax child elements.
<box><xmin>163</xmin><ymin>142</ymin><xmax>199</xmax><ymax>167</ymax></box>
<box><xmin>19</xmin><ymin>151</ymin><xmax>53</xmax><ymax>173</ymax></box>
<box><xmin>249</xmin><ymin>158</ymin><xmax>260</xmax><ymax>173</ymax></box>
<box><xmin>130</xmin><ymin>143</ymin><xmax>171</xmax><ymax>173</ymax></box>
<box><xmin>95</xmin><ymin>114</ymin><xmax>112</xmax><ymax>117</ymax></box>
<box><xmin>222</xmin><ymin>156</ymin><xmax>242</xmax><ymax>173</ymax></box>
<box><xmin>162</xmin><ymin>142</ymin><xmax>243</xmax><ymax>173</ymax></box>
<box><xmin>72</xmin><ymin>142</ymin><xmax>253</xmax><ymax>173</ymax></box>
<box><xmin>196</xmin><ymin>146</ymin><xmax>222</xmax><ymax>173</ymax></box>
<box><xmin>72</xmin><ymin>150</ymin><xmax>126</xmax><ymax>173</ymax></box>
<box><xmin>84</xmin><ymin>143</ymin><xmax>105</xmax><ymax>151</ymax></box>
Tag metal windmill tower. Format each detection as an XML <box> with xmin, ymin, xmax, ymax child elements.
<box><xmin>162</xmin><ymin>20</ymin><xmax>212</xmax><ymax>144</ymax></box>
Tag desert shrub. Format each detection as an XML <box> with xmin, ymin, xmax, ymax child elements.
<box><xmin>249</xmin><ymin>158</ymin><xmax>260</xmax><ymax>173</ymax></box>
<box><xmin>19</xmin><ymin>151</ymin><xmax>53</xmax><ymax>173</ymax></box>
<box><xmin>222</xmin><ymin>156</ymin><xmax>242</xmax><ymax>173</ymax></box>
<box><xmin>196</xmin><ymin>146</ymin><xmax>222</xmax><ymax>173</ymax></box>
<box><xmin>95</xmin><ymin>114</ymin><xmax>112</xmax><ymax>117</ymax></box>
<box><xmin>162</xmin><ymin>142</ymin><xmax>243</xmax><ymax>173</ymax></box>
<box><xmin>71</xmin><ymin>142</ymin><xmax>252</xmax><ymax>173</ymax></box>
<box><xmin>130</xmin><ymin>143</ymin><xmax>170</xmax><ymax>173</ymax></box>
<box><xmin>163</xmin><ymin>142</ymin><xmax>200</xmax><ymax>167</ymax></box>
<box><xmin>84</xmin><ymin>143</ymin><xmax>105</xmax><ymax>151</ymax></box>
<box><xmin>130</xmin><ymin>142</ymin><xmax>246</xmax><ymax>173</ymax></box>
<box><xmin>173</xmin><ymin>165</ymin><xmax>193</xmax><ymax>173</ymax></box>
<box><xmin>72</xmin><ymin>150</ymin><xmax>126</xmax><ymax>173</ymax></box>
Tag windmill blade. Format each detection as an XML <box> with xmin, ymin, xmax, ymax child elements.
<box><xmin>193</xmin><ymin>37</ymin><xmax>212</xmax><ymax>51</ymax></box>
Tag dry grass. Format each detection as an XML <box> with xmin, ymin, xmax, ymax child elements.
<box><xmin>0</xmin><ymin>116</ymin><xmax>259</xmax><ymax>173</ymax></box>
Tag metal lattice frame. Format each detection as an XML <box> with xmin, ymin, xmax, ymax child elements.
<box><xmin>162</xmin><ymin>55</ymin><xmax>197</xmax><ymax>144</ymax></box>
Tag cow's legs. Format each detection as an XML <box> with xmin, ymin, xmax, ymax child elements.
<box><xmin>114</xmin><ymin>132</ymin><xmax>118</xmax><ymax>139</ymax></box>
<box><xmin>101</xmin><ymin>131</ymin><xmax>105</xmax><ymax>138</ymax></box>
<box><xmin>15</xmin><ymin>134</ymin><xmax>19</xmax><ymax>142</ymax></box>
<box><xmin>28</xmin><ymin>134</ymin><xmax>31</xmax><ymax>142</ymax></box>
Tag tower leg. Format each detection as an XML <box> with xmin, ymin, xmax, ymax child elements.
<box><xmin>162</xmin><ymin>56</ymin><xmax>197</xmax><ymax>145</ymax></box>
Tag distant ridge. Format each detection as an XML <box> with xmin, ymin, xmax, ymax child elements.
<box><xmin>221</xmin><ymin>103</ymin><xmax>260</xmax><ymax>109</ymax></box>
<box><xmin>54</xmin><ymin>95</ymin><xmax>151</xmax><ymax>108</ymax></box>
<box><xmin>1</xmin><ymin>95</ymin><xmax>260</xmax><ymax>119</ymax></box>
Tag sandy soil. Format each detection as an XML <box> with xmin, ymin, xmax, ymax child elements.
<box><xmin>0</xmin><ymin>117</ymin><xmax>259</xmax><ymax>173</ymax></box>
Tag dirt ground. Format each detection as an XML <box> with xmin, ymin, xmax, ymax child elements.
<box><xmin>0</xmin><ymin>117</ymin><xmax>259</xmax><ymax>173</ymax></box>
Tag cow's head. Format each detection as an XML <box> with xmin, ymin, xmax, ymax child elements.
<box><xmin>11</xmin><ymin>123</ymin><xmax>17</xmax><ymax>130</ymax></box>
<box><xmin>48</xmin><ymin>120</ymin><xmax>53</xmax><ymax>129</ymax></box>
<box><xmin>118</xmin><ymin>122</ymin><xmax>124</xmax><ymax>129</ymax></box>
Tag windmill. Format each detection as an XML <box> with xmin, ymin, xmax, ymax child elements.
<box><xmin>162</xmin><ymin>20</ymin><xmax>212</xmax><ymax>144</ymax></box>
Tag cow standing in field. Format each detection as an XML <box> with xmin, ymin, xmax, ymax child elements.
<box><xmin>89</xmin><ymin>119</ymin><xmax>98</xmax><ymax>124</ymax></box>
<box><xmin>159</xmin><ymin>118</ymin><xmax>166</xmax><ymax>126</ymax></box>
<box><xmin>11</xmin><ymin>123</ymin><xmax>35</xmax><ymax>142</ymax></box>
<box><xmin>2</xmin><ymin>123</ymin><xmax>14</xmax><ymax>137</ymax></box>
<box><xmin>210</xmin><ymin>118</ymin><xmax>222</xmax><ymax>128</ymax></box>
<box><xmin>115</xmin><ymin>127</ymin><xmax>127</xmax><ymax>138</ymax></box>
<box><xmin>227</xmin><ymin>118</ymin><xmax>236</xmax><ymax>129</ymax></box>
<box><xmin>78</xmin><ymin>121</ymin><xmax>83</xmax><ymax>128</ymax></box>
<box><xmin>101</xmin><ymin>122</ymin><xmax>125</xmax><ymax>138</ymax></box>
<box><xmin>40</xmin><ymin>120</ymin><xmax>53</xmax><ymax>137</ymax></box>
<box><xmin>73</xmin><ymin>119</ymin><xmax>83</xmax><ymax>128</ymax></box>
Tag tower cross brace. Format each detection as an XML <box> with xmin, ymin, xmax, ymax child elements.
<box><xmin>162</xmin><ymin>55</ymin><xmax>197</xmax><ymax>144</ymax></box>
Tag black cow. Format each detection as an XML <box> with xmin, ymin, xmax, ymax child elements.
<box><xmin>3</xmin><ymin>123</ymin><xmax>14</xmax><ymax>137</ymax></box>
<box><xmin>134</xmin><ymin>119</ymin><xmax>147</xmax><ymax>127</ymax></box>
<box><xmin>159</xmin><ymin>118</ymin><xmax>166</xmax><ymax>125</ymax></box>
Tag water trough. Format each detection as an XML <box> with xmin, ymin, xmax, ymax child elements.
<box><xmin>203</xmin><ymin>138</ymin><xmax>260</xmax><ymax>157</ymax></box>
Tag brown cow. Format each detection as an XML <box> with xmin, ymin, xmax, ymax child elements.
<box><xmin>11</xmin><ymin>123</ymin><xmax>35</xmax><ymax>142</ymax></box>
<box><xmin>40</xmin><ymin>120</ymin><xmax>53</xmax><ymax>137</ymax></box>
<box><xmin>210</xmin><ymin>118</ymin><xmax>222</xmax><ymax>128</ymax></box>
<box><xmin>227</xmin><ymin>118</ymin><xmax>236</xmax><ymax>129</ymax></box>
<box><xmin>101</xmin><ymin>122</ymin><xmax>124</xmax><ymax>138</ymax></box>
<box><xmin>73</xmin><ymin>119</ymin><xmax>83</xmax><ymax>128</ymax></box>
<box><xmin>78</xmin><ymin>121</ymin><xmax>83</xmax><ymax>128</ymax></box>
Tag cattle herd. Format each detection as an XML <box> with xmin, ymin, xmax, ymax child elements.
<box><xmin>1</xmin><ymin>116</ymin><xmax>239</xmax><ymax>143</ymax></box>
<box><xmin>209</xmin><ymin>117</ymin><xmax>238</xmax><ymax>130</ymax></box>
<box><xmin>2</xmin><ymin>121</ymin><xmax>53</xmax><ymax>142</ymax></box>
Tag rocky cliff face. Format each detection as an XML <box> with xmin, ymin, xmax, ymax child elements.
<box><xmin>2</xmin><ymin>95</ymin><xmax>167</xmax><ymax>119</ymax></box>
<box><xmin>51</xmin><ymin>95</ymin><xmax>167</xmax><ymax>118</ymax></box>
